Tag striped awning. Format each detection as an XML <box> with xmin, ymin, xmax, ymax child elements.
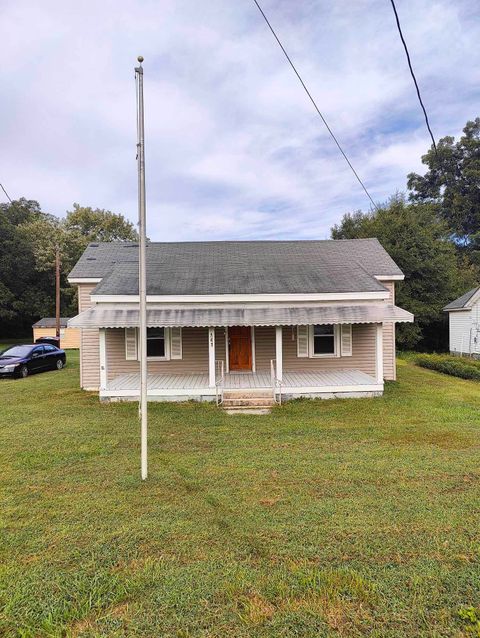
<box><xmin>68</xmin><ymin>304</ymin><xmax>413</xmax><ymax>328</ymax></box>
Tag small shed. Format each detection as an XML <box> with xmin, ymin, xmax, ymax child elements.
<box><xmin>32</xmin><ymin>318</ymin><xmax>80</xmax><ymax>349</ymax></box>
<box><xmin>443</xmin><ymin>286</ymin><xmax>480</xmax><ymax>357</ymax></box>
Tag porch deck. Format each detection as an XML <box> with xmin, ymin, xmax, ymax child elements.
<box><xmin>103</xmin><ymin>369</ymin><xmax>382</xmax><ymax>400</ymax></box>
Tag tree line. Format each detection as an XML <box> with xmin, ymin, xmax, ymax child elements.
<box><xmin>0</xmin><ymin>202</ymin><xmax>138</xmax><ymax>337</ymax></box>
<box><xmin>332</xmin><ymin>117</ymin><xmax>480</xmax><ymax>351</ymax></box>
<box><xmin>1</xmin><ymin>118</ymin><xmax>479</xmax><ymax>349</ymax></box>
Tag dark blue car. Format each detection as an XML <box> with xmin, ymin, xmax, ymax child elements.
<box><xmin>0</xmin><ymin>344</ymin><xmax>66</xmax><ymax>379</ymax></box>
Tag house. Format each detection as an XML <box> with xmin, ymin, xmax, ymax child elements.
<box><xmin>32</xmin><ymin>317</ymin><xmax>80</xmax><ymax>349</ymax></box>
<box><xmin>67</xmin><ymin>239</ymin><xmax>413</xmax><ymax>404</ymax></box>
<box><xmin>443</xmin><ymin>285</ymin><xmax>480</xmax><ymax>357</ymax></box>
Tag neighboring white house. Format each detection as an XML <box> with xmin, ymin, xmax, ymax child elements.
<box><xmin>444</xmin><ymin>286</ymin><xmax>480</xmax><ymax>357</ymax></box>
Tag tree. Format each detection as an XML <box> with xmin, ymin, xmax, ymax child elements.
<box><xmin>0</xmin><ymin>199</ymin><xmax>56</xmax><ymax>336</ymax></box>
<box><xmin>63</xmin><ymin>204</ymin><xmax>138</xmax><ymax>244</ymax></box>
<box><xmin>0</xmin><ymin>200</ymin><xmax>139</xmax><ymax>338</ymax></box>
<box><xmin>18</xmin><ymin>216</ymin><xmax>82</xmax><ymax>319</ymax></box>
<box><xmin>331</xmin><ymin>196</ymin><xmax>477</xmax><ymax>350</ymax></box>
<box><xmin>18</xmin><ymin>204</ymin><xmax>140</xmax><ymax>323</ymax></box>
<box><xmin>407</xmin><ymin>118</ymin><xmax>480</xmax><ymax>263</ymax></box>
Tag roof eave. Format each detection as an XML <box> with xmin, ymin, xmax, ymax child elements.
<box><xmin>90</xmin><ymin>291</ymin><xmax>391</xmax><ymax>303</ymax></box>
<box><xmin>375</xmin><ymin>274</ymin><xmax>404</xmax><ymax>281</ymax></box>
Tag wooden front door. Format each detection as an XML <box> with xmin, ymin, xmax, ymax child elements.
<box><xmin>229</xmin><ymin>326</ymin><xmax>252</xmax><ymax>371</ymax></box>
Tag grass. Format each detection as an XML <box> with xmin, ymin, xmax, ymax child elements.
<box><xmin>1</xmin><ymin>352</ymin><xmax>480</xmax><ymax>637</ymax></box>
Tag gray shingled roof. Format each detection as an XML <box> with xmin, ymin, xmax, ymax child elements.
<box><xmin>32</xmin><ymin>317</ymin><xmax>70</xmax><ymax>328</ymax></box>
<box><xmin>68</xmin><ymin>239</ymin><xmax>403</xmax><ymax>296</ymax></box>
<box><xmin>443</xmin><ymin>286</ymin><xmax>480</xmax><ymax>311</ymax></box>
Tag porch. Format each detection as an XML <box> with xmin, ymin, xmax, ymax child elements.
<box><xmin>101</xmin><ymin>368</ymin><xmax>382</xmax><ymax>401</ymax></box>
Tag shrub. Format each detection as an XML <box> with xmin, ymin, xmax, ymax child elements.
<box><xmin>415</xmin><ymin>354</ymin><xmax>480</xmax><ymax>381</ymax></box>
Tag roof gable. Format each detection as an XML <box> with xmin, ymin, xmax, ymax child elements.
<box><xmin>443</xmin><ymin>286</ymin><xmax>480</xmax><ymax>311</ymax></box>
<box><xmin>32</xmin><ymin>317</ymin><xmax>70</xmax><ymax>328</ymax></box>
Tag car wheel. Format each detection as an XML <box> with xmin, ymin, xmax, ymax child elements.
<box><xmin>20</xmin><ymin>365</ymin><xmax>28</xmax><ymax>378</ymax></box>
<box><xmin>56</xmin><ymin>359</ymin><xmax>64</xmax><ymax>370</ymax></box>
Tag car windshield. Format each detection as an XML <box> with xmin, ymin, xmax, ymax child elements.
<box><xmin>0</xmin><ymin>345</ymin><xmax>33</xmax><ymax>357</ymax></box>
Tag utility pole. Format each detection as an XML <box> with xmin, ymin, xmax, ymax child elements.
<box><xmin>55</xmin><ymin>246</ymin><xmax>61</xmax><ymax>341</ymax></box>
<box><xmin>135</xmin><ymin>56</ymin><xmax>148</xmax><ymax>480</ymax></box>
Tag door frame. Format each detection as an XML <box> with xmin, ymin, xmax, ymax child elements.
<box><xmin>226</xmin><ymin>326</ymin><xmax>256</xmax><ymax>373</ymax></box>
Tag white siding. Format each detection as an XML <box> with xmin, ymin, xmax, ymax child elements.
<box><xmin>449</xmin><ymin>304</ymin><xmax>480</xmax><ymax>355</ymax></box>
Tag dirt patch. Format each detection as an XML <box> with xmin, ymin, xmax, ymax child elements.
<box><xmin>238</xmin><ymin>592</ymin><xmax>276</xmax><ymax>625</ymax></box>
<box><xmin>68</xmin><ymin>601</ymin><xmax>129</xmax><ymax>637</ymax></box>
<box><xmin>259</xmin><ymin>497</ymin><xmax>281</xmax><ymax>507</ymax></box>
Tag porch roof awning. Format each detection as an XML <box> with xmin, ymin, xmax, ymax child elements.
<box><xmin>68</xmin><ymin>304</ymin><xmax>413</xmax><ymax>328</ymax></box>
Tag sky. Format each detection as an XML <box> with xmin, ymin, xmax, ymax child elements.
<box><xmin>1</xmin><ymin>0</ymin><xmax>480</xmax><ymax>241</ymax></box>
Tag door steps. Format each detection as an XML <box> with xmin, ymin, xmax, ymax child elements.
<box><xmin>221</xmin><ymin>389</ymin><xmax>276</xmax><ymax>414</ymax></box>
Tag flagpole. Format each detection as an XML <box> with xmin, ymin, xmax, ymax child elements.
<box><xmin>55</xmin><ymin>245</ymin><xmax>61</xmax><ymax>342</ymax></box>
<box><xmin>135</xmin><ymin>56</ymin><xmax>148</xmax><ymax>480</ymax></box>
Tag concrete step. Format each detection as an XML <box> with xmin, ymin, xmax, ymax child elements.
<box><xmin>224</xmin><ymin>407</ymin><xmax>272</xmax><ymax>415</ymax></box>
<box><xmin>220</xmin><ymin>388</ymin><xmax>277</xmax><ymax>414</ymax></box>
<box><xmin>223</xmin><ymin>398</ymin><xmax>275</xmax><ymax>407</ymax></box>
<box><xmin>223</xmin><ymin>389</ymin><xmax>273</xmax><ymax>399</ymax></box>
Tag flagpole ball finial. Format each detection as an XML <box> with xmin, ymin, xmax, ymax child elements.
<box><xmin>137</xmin><ymin>55</ymin><xmax>144</xmax><ymax>64</ymax></box>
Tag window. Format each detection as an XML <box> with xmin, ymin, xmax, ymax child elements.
<box><xmin>125</xmin><ymin>328</ymin><xmax>181</xmax><ymax>361</ymax></box>
<box><xmin>312</xmin><ymin>324</ymin><xmax>336</xmax><ymax>356</ymax></box>
<box><xmin>44</xmin><ymin>345</ymin><xmax>57</xmax><ymax>352</ymax></box>
<box><xmin>1</xmin><ymin>345</ymin><xmax>33</xmax><ymax>357</ymax></box>
<box><xmin>147</xmin><ymin>328</ymin><xmax>166</xmax><ymax>358</ymax></box>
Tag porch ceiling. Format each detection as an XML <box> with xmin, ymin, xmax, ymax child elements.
<box><xmin>69</xmin><ymin>303</ymin><xmax>413</xmax><ymax>329</ymax></box>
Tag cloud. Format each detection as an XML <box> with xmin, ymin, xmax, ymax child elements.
<box><xmin>0</xmin><ymin>0</ymin><xmax>479</xmax><ymax>241</ymax></box>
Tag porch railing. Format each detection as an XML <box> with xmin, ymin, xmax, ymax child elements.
<box><xmin>215</xmin><ymin>359</ymin><xmax>225</xmax><ymax>406</ymax></box>
<box><xmin>270</xmin><ymin>359</ymin><xmax>282</xmax><ymax>405</ymax></box>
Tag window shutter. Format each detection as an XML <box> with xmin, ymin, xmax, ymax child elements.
<box><xmin>170</xmin><ymin>327</ymin><xmax>183</xmax><ymax>360</ymax></box>
<box><xmin>125</xmin><ymin>328</ymin><xmax>138</xmax><ymax>360</ymax></box>
<box><xmin>340</xmin><ymin>324</ymin><xmax>353</xmax><ymax>357</ymax></box>
<box><xmin>297</xmin><ymin>325</ymin><xmax>309</xmax><ymax>357</ymax></box>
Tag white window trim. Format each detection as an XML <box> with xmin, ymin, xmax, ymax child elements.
<box><xmin>309</xmin><ymin>324</ymin><xmax>340</xmax><ymax>358</ymax></box>
<box><xmin>170</xmin><ymin>327</ymin><xmax>183</xmax><ymax>360</ymax></box>
<box><xmin>143</xmin><ymin>327</ymin><xmax>171</xmax><ymax>361</ymax></box>
<box><xmin>125</xmin><ymin>327</ymin><xmax>138</xmax><ymax>360</ymax></box>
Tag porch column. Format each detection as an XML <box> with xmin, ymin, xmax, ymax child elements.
<box><xmin>375</xmin><ymin>323</ymin><xmax>384</xmax><ymax>384</ymax></box>
<box><xmin>275</xmin><ymin>325</ymin><xmax>283</xmax><ymax>382</ymax></box>
<box><xmin>99</xmin><ymin>328</ymin><xmax>107</xmax><ymax>390</ymax></box>
<box><xmin>208</xmin><ymin>327</ymin><xmax>216</xmax><ymax>388</ymax></box>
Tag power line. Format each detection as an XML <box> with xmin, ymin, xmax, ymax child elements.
<box><xmin>0</xmin><ymin>182</ymin><xmax>12</xmax><ymax>203</ymax></box>
<box><xmin>389</xmin><ymin>0</ymin><xmax>437</xmax><ymax>153</ymax></box>
<box><xmin>252</xmin><ymin>0</ymin><xmax>378</xmax><ymax>210</ymax></box>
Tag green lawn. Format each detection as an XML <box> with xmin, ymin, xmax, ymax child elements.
<box><xmin>1</xmin><ymin>352</ymin><xmax>479</xmax><ymax>637</ymax></box>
